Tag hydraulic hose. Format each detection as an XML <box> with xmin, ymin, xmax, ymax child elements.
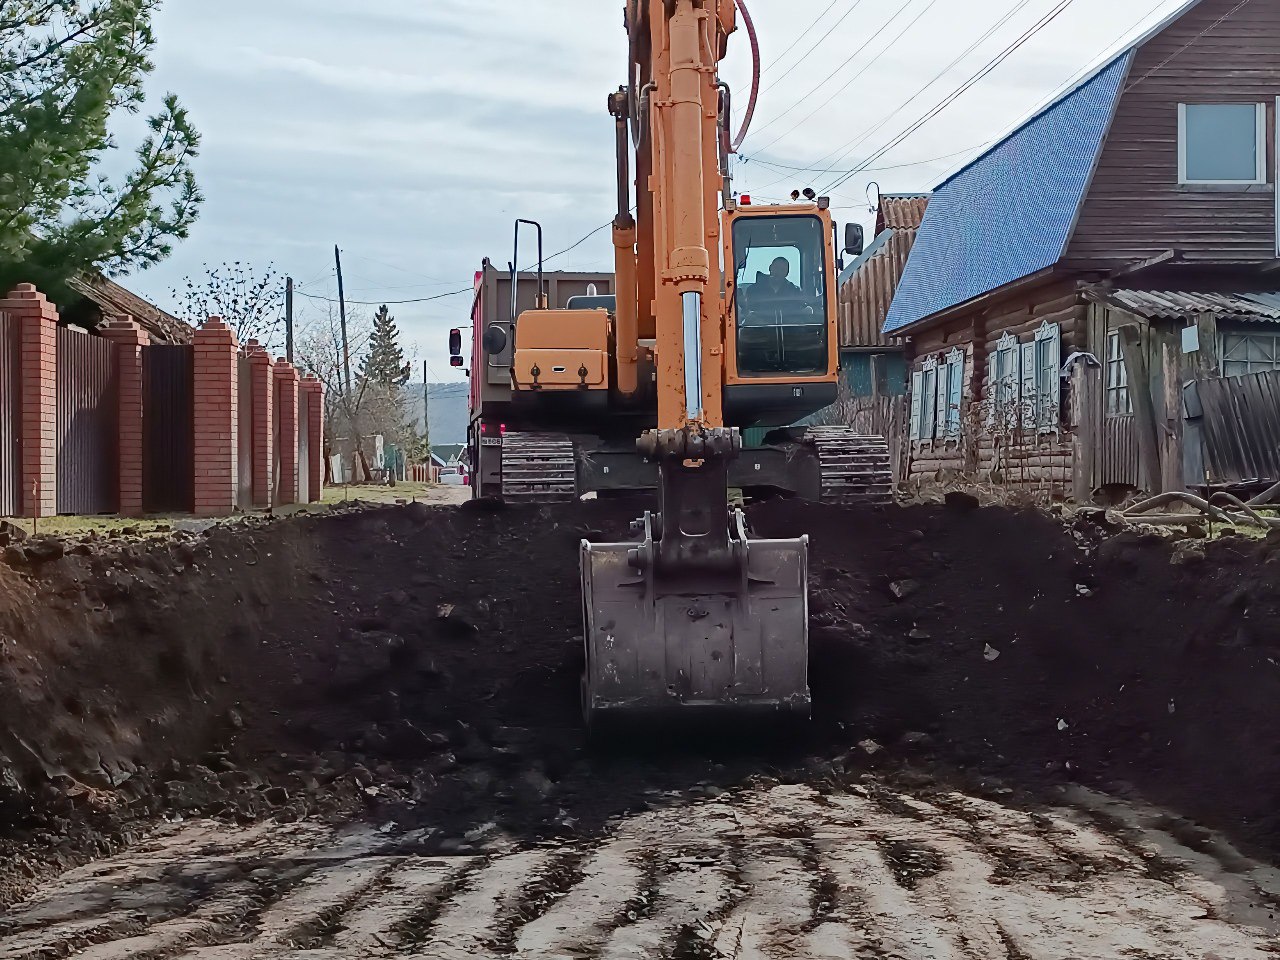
<box><xmin>730</xmin><ymin>0</ymin><xmax>760</xmax><ymax>153</ymax></box>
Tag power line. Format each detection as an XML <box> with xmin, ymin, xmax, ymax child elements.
<box><xmin>795</xmin><ymin>0</ymin><xmax>1040</xmax><ymax>187</ymax></box>
<box><xmin>760</xmin><ymin>0</ymin><xmax>843</xmax><ymax>76</ymax></box>
<box><xmin>293</xmin><ymin>217</ymin><xmax>617</xmax><ymax>307</ymax></box>
<box><xmin>345</xmin><ymin>251</ymin><xmax>453</xmax><ymax>285</ymax></box>
<box><xmin>759</xmin><ymin>0</ymin><xmax>870</xmax><ymax>90</ymax></box>
<box><xmin>1125</xmin><ymin>0</ymin><xmax>1253</xmax><ymax>91</ymax></box>
<box><xmin>742</xmin><ymin>141</ymin><xmax>996</xmax><ymax>178</ymax></box>
<box><xmin>823</xmin><ymin>0</ymin><xmax>1080</xmax><ymax>194</ymax></box>
<box><xmin>743</xmin><ymin>0</ymin><xmax>941</xmax><ymax>151</ymax></box>
<box><xmin>296</xmin><ymin>286</ymin><xmax>473</xmax><ymax>307</ymax></box>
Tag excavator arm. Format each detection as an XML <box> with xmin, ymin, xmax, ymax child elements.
<box><xmin>580</xmin><ymin>0</ymin><xmax>812</xmax><ymax>729</ymax></box>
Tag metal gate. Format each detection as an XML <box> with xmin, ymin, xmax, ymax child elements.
<box><xmin>236</xmin><ymin>354</ymin><xmax>253</xmax><ymax>510</ymax></box>
<box><xmin>143</xmin><ymin>345</ymin><xmax>194</xmax><ymax>513</ymax></box>
<box><xmin>298</xmin><ymin>397</ymin><xmax>311</xmax><ymax>503</ymax></box>
<box><xmin>0</xmin><ymin>312</ymin><xmax>19</xmax><ymax>517</ymax></box>
<box><xmin>56</xmin><ymin>326</ymin><xmax>118</xmax><ymax>515</ymax></box>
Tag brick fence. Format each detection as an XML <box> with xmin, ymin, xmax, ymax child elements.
<box><xmin>0</xmin><ymin>284</ymin><xmax>324</xmax><ymax>519</ymax></box>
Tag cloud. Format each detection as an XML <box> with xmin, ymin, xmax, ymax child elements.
<box><xmin>123</xmin><ymin>0</ymin><xmax>1190</xmax><ymax>381</ymax></box>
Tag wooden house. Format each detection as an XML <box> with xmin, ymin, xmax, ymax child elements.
<box><xmin>884</xmin><ymin>0</ymin><xmax>1280</xmax><ymax>499</ymax></box>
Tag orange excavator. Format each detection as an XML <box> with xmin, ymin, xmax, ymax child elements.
<box><xmin>451</xmin><ymin>0</ymin><xmax>888</xmax><ymax>727</ymax></box>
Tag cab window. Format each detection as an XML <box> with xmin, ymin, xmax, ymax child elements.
<box><xmin>732</xmin><ymin>215</ymin><xmax>829</xmax><ymax>376</ymax></box>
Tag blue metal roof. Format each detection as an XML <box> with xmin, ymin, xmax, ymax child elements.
<box><xmin>883</xmin><ymin>50</ymin><xmax>1134</xmax><ymax>334</ymax></box>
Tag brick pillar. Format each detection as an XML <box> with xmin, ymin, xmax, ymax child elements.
<box><xmin>99</xmin><ymin>317</ymin><xmax>151</xmax><ymax>517</ymax></box>
<box><xmin>273</xmin><ymin>359</ymin><xmax>299</xmax><ymax>505</ymax></box>
<box><xmin>0</xmin><ymin>284</ymin><xmax>58</xmax><ymax>517</ymax></box>
<box><xmin>193</xmin><ymin>318</ymin><xmax>239</xmax><ymax>517</ymax></box>
<box><xmin>300</xmin><ymin>375</ymin><xmax>324</xmax><ymax>503</ymax></box>
<box><xmin>245</xmin><ymin>341</ymin><xmax>274</xmax><ymax>508</ymax></box>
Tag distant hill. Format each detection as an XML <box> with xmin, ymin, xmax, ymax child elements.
<box><xmin>402</xmin><ymin>383</ymin><xmax>469</xmax><ymax>445</ymax></box>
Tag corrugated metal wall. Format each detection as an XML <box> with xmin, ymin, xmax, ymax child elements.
<box><xmin>839</xmin><ymin>228</ymin><xmax>918</xmax><ymax>348</ymax></box>
<box><xmin>1198</xmin><ymin>370</ymin><xmax>1280</xmax><ymax>484</ymax></box>
<box><xmin>143</xmin><ymin>345</ymin><xmax>194</xmax><ymax>513</ymax></box>
<box><xmin>1101</xmin><ymin>414</ymin><xmax>1139</xmax><ymax>486</ymax></box>
<box><xmin>56</xmin><ymin>327</ymin><xmax>118</xmax><ymax>515</ymax></box>
<box><xmin>0</xmin><ymin>311</ymin><xmax>19</xmax><ymax>517</ymax></box>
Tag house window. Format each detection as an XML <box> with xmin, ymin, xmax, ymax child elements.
<box><xmin>992</xmin><ymin>332</ymin><xmax>1019</xmax><ymax>413</ymax></box>
<box><xmin>1034</xmin><ymin>320</ymin><xmax>1062</xmax><ymax>430</ymax></box>
<box><xmin>1221</xmin><ymin>331</ymin><xmax>1280</xmax><ymax>378</ymax></box>
<box><xmin>1106</xmin><ymin>330</ymin><xmax>1132</xmax><ymax>416</ymax></box>
<box><xmin>1178</xmin><ymin>103</ymin><xmax>1267</xmax><ymax>185</ymax></box>
<box><xmin>910</xmin><ymin>351</ymin><xmax>965</xmax><ymax>442</ymax></box>
<box><xmin>942</xmin><ymin>348</ymin><xmax>965</xmax><ymax>439</ymax></box>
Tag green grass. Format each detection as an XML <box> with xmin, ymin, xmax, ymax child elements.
<box><xmin>1</xmin><ymin>481</ymin><xmax>449</xmax><ymax>539</ymax></box>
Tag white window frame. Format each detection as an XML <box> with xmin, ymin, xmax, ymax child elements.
<box><xmin>1177</xmin><ymin>102</ymin><xmax>1268</xmax><ymax>186</ymax></box>
<box><xmin>1105</xmin><ymin>329</ymin><xmax>1132</xmax><ymax>417</ymax></box>
<box><xmin>988</xmin><ymin>332</ymin><xmax>1019</xmax><ymax>429</ymax></box>
<box><xmin>919</xmin><ymin>356</ymin><xmax>939</xmax><ymax>442</ymax></box>
<box><xmin>1219</xmin><ymin>330</ymin><xmax>1280</xmax><ymax>378</ymax></box>
<box><xmin>943</xmin><ymin>347</ymin><xmax>965</xmax><ymax>440</ymax></box>
<box><xmin>1033</xmin><ymin>320</ymin><xmax>1062</xmax><ymax>432</ymax></box>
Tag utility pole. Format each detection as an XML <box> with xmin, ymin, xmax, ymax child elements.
<box><xmin>334</xmin><ymin>245</ymin><xmax>351</xmax><ymax>394</ymax></box>
<box><xmin>423</xmin><ymin>361</ymin><xmax>431</xmax><ymax>471</ymax></box>
<box><xmin>284</xmin><ymin>276</ymin><xmax>294</xmax><ymax>363</ymax></box>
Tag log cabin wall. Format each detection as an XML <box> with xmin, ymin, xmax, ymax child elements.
<box><xmin>903</xmin><ymin>279</ymin><xmax>1088</xmax><ymax>494</ymax></box>
<box><xmin>1065</xmin><ymin>0</ymin><xmax>1280</xmax><ymax>269</ymax></box>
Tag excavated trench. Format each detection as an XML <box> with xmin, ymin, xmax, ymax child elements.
<box><xmin>2</xmin><ymin>496</ymin><xmax>1280</xmax><ymax>951</ymax></box>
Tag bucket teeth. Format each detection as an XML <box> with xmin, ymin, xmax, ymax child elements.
<box><xmin>580</xmin><ymin>511</ymin><xmax>811</xmax><ymax>727</ymax></box>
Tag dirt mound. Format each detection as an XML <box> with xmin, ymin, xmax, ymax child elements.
<box><xmin>2</xmin><ymin>497</ymin><xmax>1280</xmax><ymax>904</ymax></box>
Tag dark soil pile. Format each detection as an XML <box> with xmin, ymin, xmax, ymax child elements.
<box><xmin>2</xmin><ymin>497</ymin><xmax>1279</xmax><ymax>904</ymax></box>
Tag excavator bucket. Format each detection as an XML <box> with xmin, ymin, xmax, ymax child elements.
<box><xmin>580</xmin><ymin>512</ymin><xmax>811</xmax><ymax>729</ymax></box>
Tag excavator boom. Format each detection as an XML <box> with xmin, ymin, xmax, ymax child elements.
<box><xmin>580</xmin><ymin>0</ymin><xmax>813</xmax><ymax>729</ymax></box>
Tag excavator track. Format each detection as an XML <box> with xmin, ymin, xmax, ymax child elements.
<box><xmin>805</xmin><ymin>425</ymin><xmax>894</xmax><ymax>505</ymax></box>
<box><xmin>500</xmin><ymin>432</ymin><xmax>578</xmax><ymax>503</ymax></box>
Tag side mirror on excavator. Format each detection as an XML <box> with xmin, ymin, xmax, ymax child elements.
<box><xmin>844</xmin><ymin>222</ymin><xmax>865</xmax><ymax>258</ymax></box>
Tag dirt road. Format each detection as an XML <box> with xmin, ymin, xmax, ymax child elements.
<box><xmin>4</xmin><ymin>778</ymin><xmax>1278</xmax><ymax>959</ymax></box>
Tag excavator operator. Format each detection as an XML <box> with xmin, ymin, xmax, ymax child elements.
<box><xmin>761</xmin><ymin>256</ymin><xmax>802</xmax><ymax>297</ymax></box>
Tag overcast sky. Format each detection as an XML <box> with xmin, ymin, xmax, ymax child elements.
<box><xmin>125</xmin><ymin>0</ymin><xmax>1190</xmax><ymax>380</ymax></box>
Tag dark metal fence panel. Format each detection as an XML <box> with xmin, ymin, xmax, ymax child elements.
<box><xmin>298</xmin><ymin>398</ymin><xmax>311</xmax><ymax>503</ymax></box>
<box><xmin>236</xmin><ymin>354</ymin><xmax>253</xmax><ymax>510</ymax></box>
<box><xmin>1100</xmin><ymin>414</ymin><xmax>1139</xmax><ymax>486</ymax></box>
<box><xmin>0</xmin><ymin>312</ymin><xmax>19</xmax><ymax>516</ymax></box>
<box><xmin>271</xmin><ymin>380</ymin><xmax>281</xmax><ymax>506</ymax></box>
<box><xmin>1197</xmin><ymin>371</ymin><xmax>1280</xmax><ymax>485</ymax></box>
<box><xmin>143</xmin><ymin>345</ymin><xmax>194</xmax><ymax>513</ymax></box>
<box><xmin>56</xmin><ymin>326</ymin><xmax>118</xmax><ymax>515</ymax></box>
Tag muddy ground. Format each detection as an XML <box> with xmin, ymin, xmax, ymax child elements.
<box><xmin>1</xmin><ymin>496</ymin><xmax>1279</xmax><ymax>915</ymax></box>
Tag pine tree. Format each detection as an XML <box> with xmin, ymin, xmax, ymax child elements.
<box><xmin>0</xmin><ymin>1</ymin><xmax>203</xmax><ymax>300</ymax></box>
<box><xmin>360</xmin><ymin>305</ymin><xmax>411</xmax><ymax>386</ymax></box>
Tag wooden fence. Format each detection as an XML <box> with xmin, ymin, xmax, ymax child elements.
<box><xmin>1191</xmin><ymin>369</ymin><xmax>1280</xmax><ymax>487</ymax></box>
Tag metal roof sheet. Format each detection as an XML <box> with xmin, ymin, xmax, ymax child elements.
<box><xmin>839</xmin><ymin>227</ymin><xmax>921</xmax><ymax>348</ymax></box>
<box><xmin>883</xmin><ymin>50</ymin><xmax>1134</xmax><ymax>335</ymax></box>
<box><xmin>876</xmin><ymin>194</ymin><xmax>930</xmax><ymax>232</ymax></box>
<box><xmin>838</xmin><ymin>229</ymin><xmax>894</xmax><ymax>287</ymax></box>
<box><xmin>1085</xmin><ymin>287</ymin><xmax>1280</xmax><ymax>322</ymax></box>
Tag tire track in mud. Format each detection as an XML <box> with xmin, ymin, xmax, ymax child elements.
<box><xmin>3</xmin><ymin>780</ymin><xmax>1279</xmax><ymax>960</ymax></box>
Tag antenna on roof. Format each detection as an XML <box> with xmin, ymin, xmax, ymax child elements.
<box><xmin>865</xmin><ymin>181</ymin><xmax>881</xmax><ymax>214</ymax></box>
